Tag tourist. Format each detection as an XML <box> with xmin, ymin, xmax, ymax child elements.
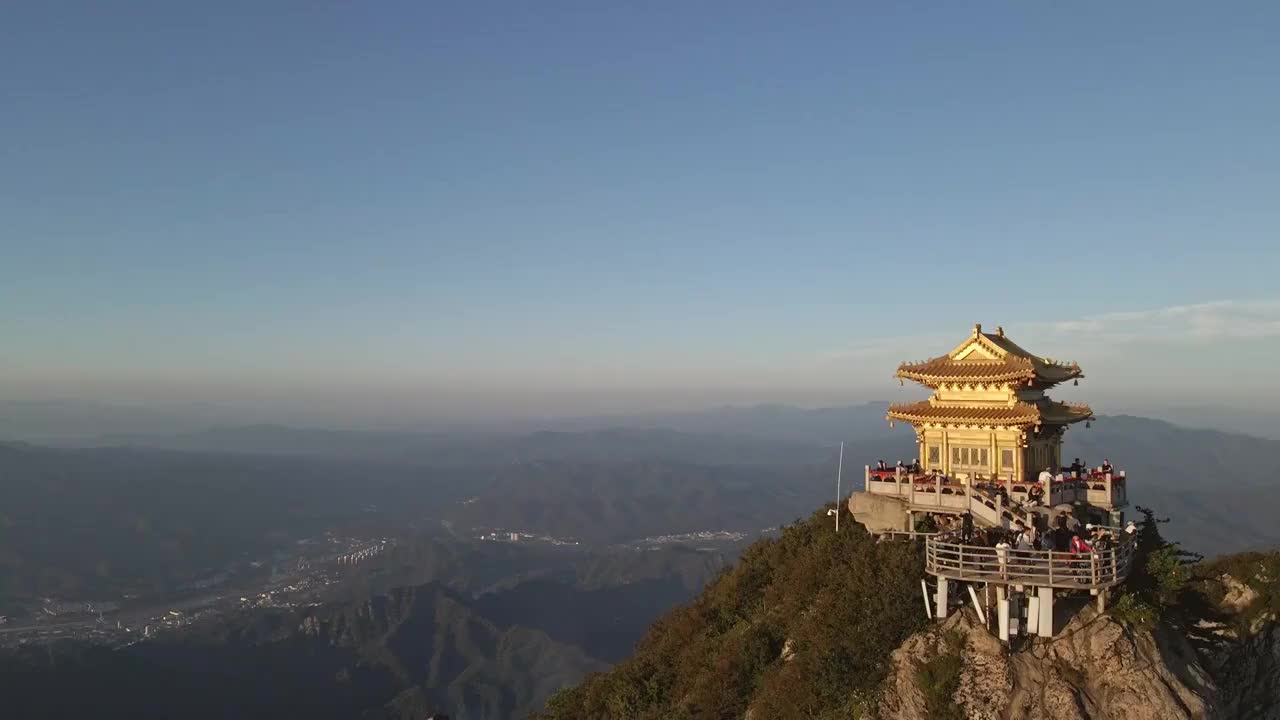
<box><xmin>995</xmin><ymin>536</ymin><xmax>1011</xmax><ymax>579</ymax></box>
<box><xmin>961</xmin><ymin>512</ymin><xmax>974</xmax><ymax>545</ymax></box>
<box><xmin>1101</xmin><ymin>458</ymin><xmax>1113</xmax><ymax>473</ymax></box>
<box><xmin>1053</xmin><ymin>516</ymin><xmax>1072</xmax><ymax>552</ymax></box>
<box><xmin>877</xmin><ymin>459</ymin><xmax>887</xmax><ymax>471</ymax></box>
<box><xmin>1069</xmin><ymin>533</ymin><xmax>1093</xmax><ymax>582</ymax></box>
<box><xmin>1038</xmin><ymin>465</ymin><xmax>1054</xmax><ymax>486</ymax></box>
<box><xmin>1070</xmin><ymin>457</ymin><xmax>1083</xmax><ymax>476</ymax></box>
<box><xmin>896</xmin><ymin>460</ymin><xmax>906</xmax><ymax>473</ymax></box>
<box><xmin>1093</xmin><ymin>525</ymin><xmax>1113</xmax><ymax>551</ymax></box>
<box><xmin>1015</xmin><ymin>526</ymin><xmax>1033</xmax><ymax>552</ymax></box>
<box><xmin>1124</xmin><ymin>521</ymin><xmax>1137</xmax><ymax>539</ymax></box>
<box><xmin>910</xmin><ymin>459</ymin><xmax>921</xmax><ymax>474</ymax></box>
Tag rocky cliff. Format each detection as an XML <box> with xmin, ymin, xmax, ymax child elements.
<box><xmin>537</xmin><ymin>502</ymin><xmax>1280</xmax><ymax>720</ymax></box>
<box><xmin>879</xmin><ymin>564</ymin><xmax>1280</xmax><ymax>720</ymax></box>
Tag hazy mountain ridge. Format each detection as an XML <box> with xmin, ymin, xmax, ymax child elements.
<box><xmin>0</xmin><ymin>541</ymin><xmax>733</xmax><ymax>719</ymax></box>
<box><xmin>4</xmin><ymin>407</ymin><xmax>1280</xmax><ymax>606</ymax></box>
<box><xmin>96</xmin><ymin>424</ymin><xmax>831</xmax><ymax>466</ymax></box>
<box><xmin>0</xmin><ymin>581</ymin><xmax>606</xmax><ymax>720</ymax></box>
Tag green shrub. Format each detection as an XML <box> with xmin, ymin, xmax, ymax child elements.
<box><xmin>915</xmin><ymin>633</ymin><xmax>964</xmax><ymax>720</ymax></box>
<box><xmin>536</xmin><ymin>507</ymin><xmax>928</xmax><ymax>719</ymax></box>
<box><xmin>1109</xmin><ymin>591</ymin><xmax>1159</xmax><ymax>629</ymax></box>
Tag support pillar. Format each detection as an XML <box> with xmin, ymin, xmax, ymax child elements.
<box><xmin>997</xmin><ymin>598</ymin><xmax>1010</xmax><ymax>643</ymax></box>
<box><xmin>967</xmin><ymin>584</ymin><xmax>987</xmax><ymax>625</ymax></box>
<box><xmin>907</xmin><ymin>510</ymin><xmax>915</xmax><ymax>534</ymax></box>
<box><xmin>1037</xmin><ymin>586</ymin><xmax>1054</xmax><ymax>637</ymax></box>
<box><xmin>1097</xmin><ymin>588</ymin><xmax>1108</xmax><ymax>613</ymax></box>
<box><xmin>935</xmin><ymin>577</ymin><xmax>949</xmax><ymax>620</ymax></box>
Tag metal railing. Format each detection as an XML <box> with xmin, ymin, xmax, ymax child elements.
<box><xmin>861</xmin><ymin>473</ymin><xmax>1034</xmax><ymax>528</ymax></box>
<box><xmin>925</xmin><ymin>535</ymin><xmax>1135</xmax><ymax>590</ymax></box>
<box><xmin>875</xmin><ymin>530</ymin><xmax>939</xmax><ymax>542</ymax></box>
<box><xmin>865</xmin><ymin>465</ymin><xmax>1127</xmax><ymax>510</ymax></box>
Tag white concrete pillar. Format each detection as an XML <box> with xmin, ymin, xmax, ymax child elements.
<box><xmin>997</xmin><ymin>599</ymin><xmax>1010</xmax><ymax>643</ymax></box>
<box><xmin>935</xmin><ymin>577</ymin><xmax>949</xmax><ymax>620</ymax></box>
<box><xmin>1037</xmin><ymin>586</ymin><xmax>1054</xmax><ymax>637</ymax></box>
<box><xmin>967</xmin><ymin>584</ymin><xmax>987</xmax><ymax>625</ymax></box>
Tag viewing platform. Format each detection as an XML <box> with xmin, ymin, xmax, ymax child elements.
<box><xmin>925</xmin><ymin>533</ymin><xmax>1134</xmax><ymax>591</ymax></box>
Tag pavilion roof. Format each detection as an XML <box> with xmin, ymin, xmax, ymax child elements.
<box><xmin>886</xmin><ymin>400</ymin><xmax>1093</xmax><ymax>427</ymax></box>
<box><xmin>896</xmin><ymin>325</ymin><xmax>1083</xmax><ymax>387</ymax></box>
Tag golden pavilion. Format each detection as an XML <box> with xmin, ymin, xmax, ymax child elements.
<box><xmin>888</xmin><ymin>323</ymin><xmax>1093</xmax><ymax>483</ymax></box>
<box><xmin>850</xmin><ymin>324</ymin><xmax>1133</xmax><ymax>642</ymax></box>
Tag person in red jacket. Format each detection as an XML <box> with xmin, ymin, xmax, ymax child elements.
<box><xmin>1070</xmin><ymin>533</ymin><xmax>1094</xmax><ymax>583</ymax></box>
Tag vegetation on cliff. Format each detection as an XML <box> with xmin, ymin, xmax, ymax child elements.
<box><xmin>538</xmin><ymin>505</ymin><xmax>927</xmax><ymax>720</ymax></box>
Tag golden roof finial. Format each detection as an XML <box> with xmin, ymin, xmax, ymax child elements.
<box><xmin>996</xmin><ymin>326</ymin><xmax>1004</xmax><ymax>337</ymax></box>
<box><xmin>973</xmin><ymin>323</ymin><xmax>982</xmax><ymax>336</ymax></box>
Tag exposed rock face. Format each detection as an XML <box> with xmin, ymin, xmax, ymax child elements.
<box><xmin>1211</xmin><ymin>624</ymin><xmax>1280</xmax><ymax>720</ymax></box>
<box><xmin>1220</xmin><ymin>576</ymin><xmax>1261</xmax><ymax>614</ymax></box>
<box><xmin>879</xmin><ymin>607</ymin><xmax>1216</xmax><ymax>720</ymax></box>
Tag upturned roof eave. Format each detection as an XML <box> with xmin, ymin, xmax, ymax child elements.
<box><xmin>885</xmin><ymin>401</ymin><xmax>1094</xmax><ymax>427</ymax></box>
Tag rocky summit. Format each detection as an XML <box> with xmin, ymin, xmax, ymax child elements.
<box><xmin>540</xmin><ymin>505</ymin><xmax>1280</xmax><ymax>720</ymax></box>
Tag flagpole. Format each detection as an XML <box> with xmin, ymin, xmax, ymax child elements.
<box><xmin>836</xmin><ymin>441</ymin><xmax>844</xmax><ymax>532</ymax></box>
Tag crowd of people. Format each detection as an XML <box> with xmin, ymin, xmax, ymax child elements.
<box><xmin>1062</xmin><ymin>457</ymin><xmax>1115</xmax><ymax>476</ymax></box>
<box><xmin>931</xmin><ymin>511</ymin><xmax>1137</xmax><ymax>583</ymax></box>
<box><xmin>874</xmin><ymin>459</ymin><xmax>923</xmax><ymax>474</ymax></box>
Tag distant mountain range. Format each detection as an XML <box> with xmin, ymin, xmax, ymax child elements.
<box><xmin>11</xmin><ymin>397</ymin><xmax>1276</xmax><ymax>445</ymax></box>
<box><xmin>3</xmin><ymin>405</ymin><xmax>1279</xmax><ymax>606</ymax></box>
<box><xmin>96</xmin><ymin>424</ymin><xmax>832</xmax><ymax>466</ymax></box>
<box><xmin>4</xmin><ymin>404</ymin><xmax>1280</xmax><ymax>718</ymax></box>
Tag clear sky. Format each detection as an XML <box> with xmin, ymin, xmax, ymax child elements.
<box><xmin>2</xmin><ymin>2</ymin><xmax>1278</xmax><ymax>422</ymax></box>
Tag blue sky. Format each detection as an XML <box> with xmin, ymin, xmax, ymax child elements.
<box><xmin>2</xmin><ymin>2</ymin><xmax>1278</xmax><ymax>420</ymax></box>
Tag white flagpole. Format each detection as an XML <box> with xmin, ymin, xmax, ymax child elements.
<box><xmin>836</xmin><ymin>441</ymin><xmax>844</xmax><ymax>532</ymax></box>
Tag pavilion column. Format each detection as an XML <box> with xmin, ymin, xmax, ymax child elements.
<box><xmin>989</xmin><ymin>430</ymin><xmax>998</xmax><ymax>481</ymax></box>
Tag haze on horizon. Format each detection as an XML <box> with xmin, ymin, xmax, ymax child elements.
<box><xmin>3</xmin><ymin>4</ymin><xmax>1279</xmax><ymax>430</ymax></box>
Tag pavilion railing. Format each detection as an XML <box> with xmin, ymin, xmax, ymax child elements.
<box><xmin>864</xmin><ymin>466</ymin><xmax>1127</xmax><ymax>510</ymax></box>
<box><xmin>925</xmin><ymin>535</ymin><xmax>1135</xmax><ymax>591</ymax></box>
